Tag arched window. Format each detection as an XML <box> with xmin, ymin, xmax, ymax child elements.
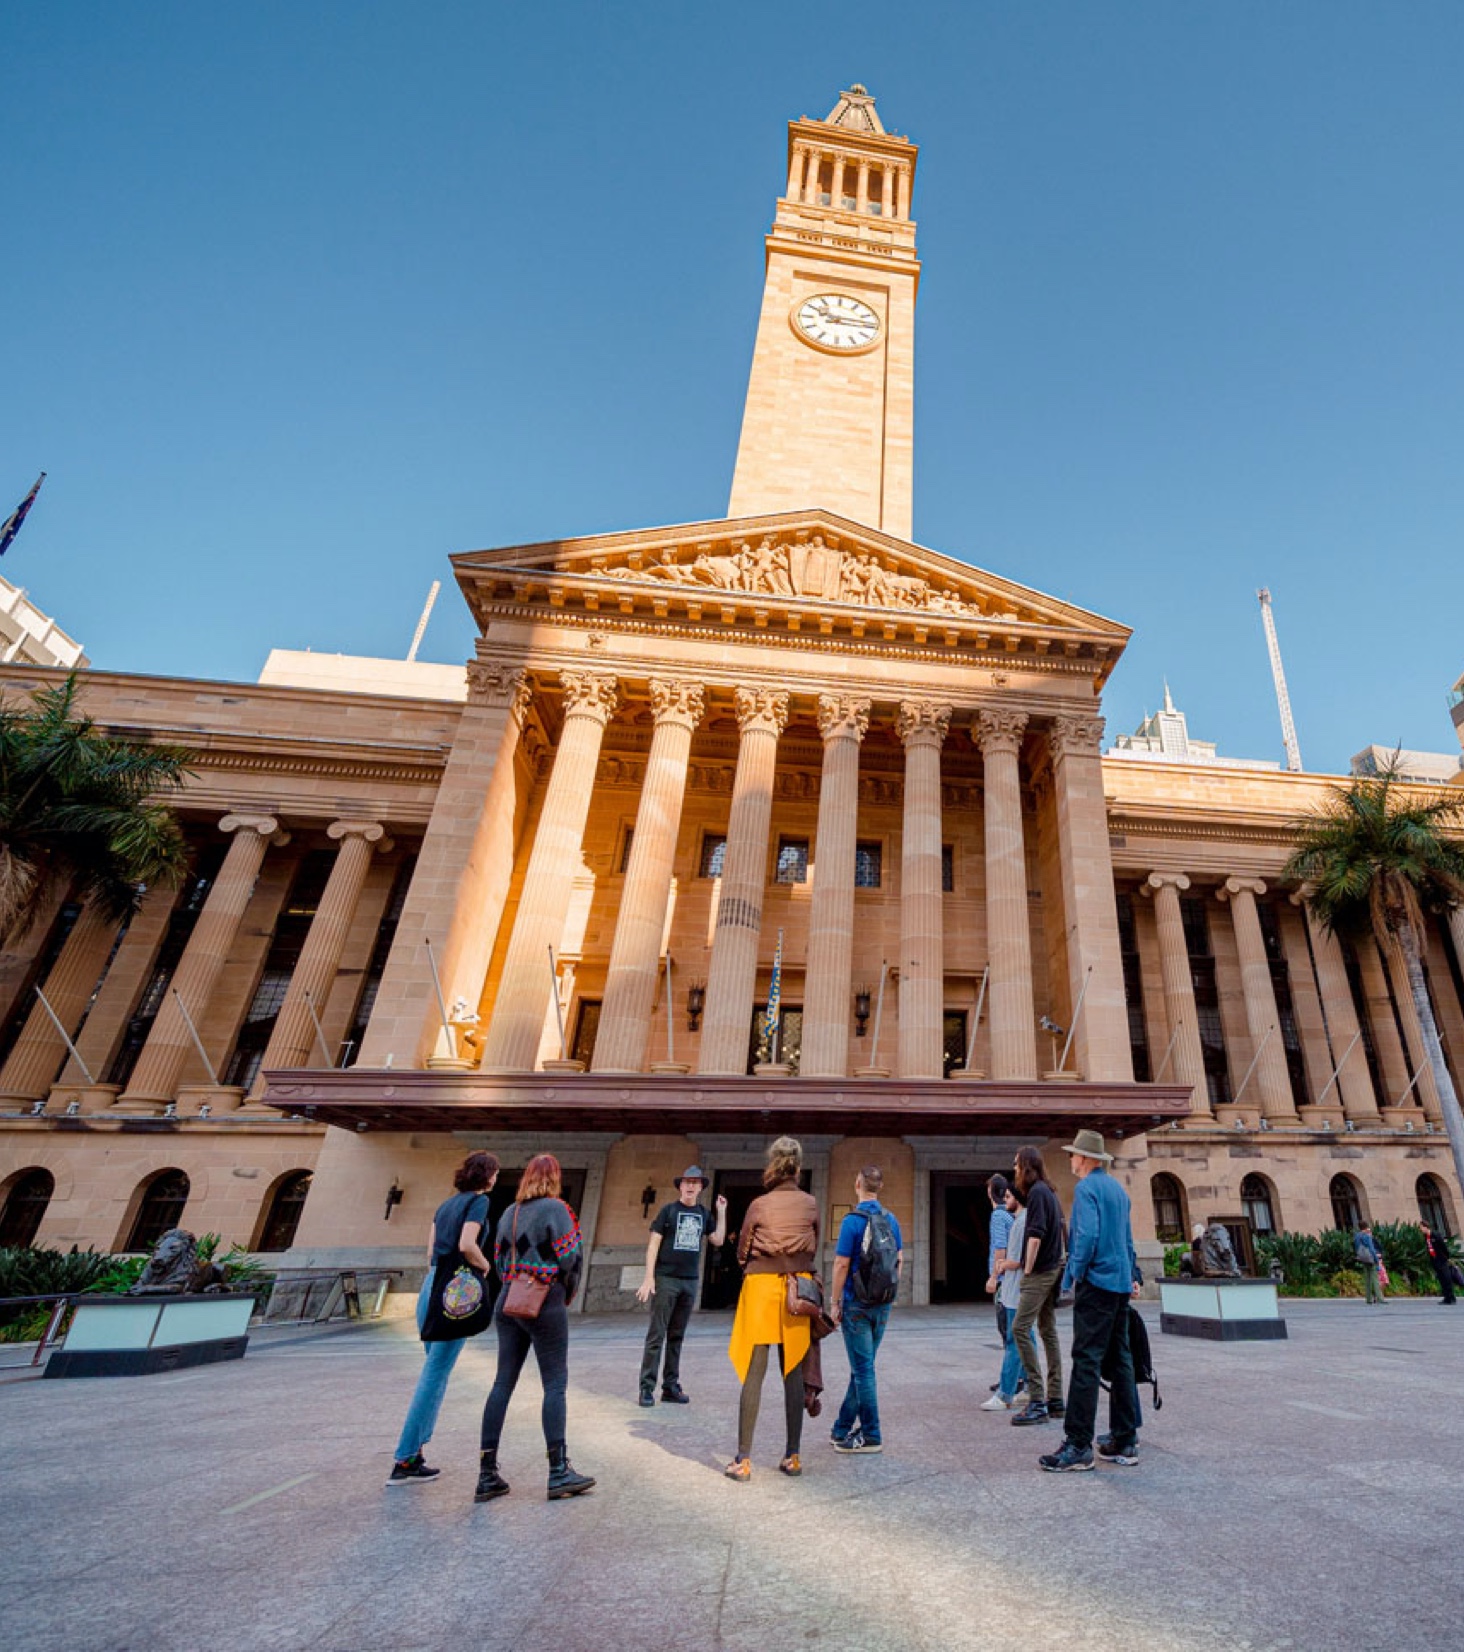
<box><xmin>0</xmin><ymin>1168</ymin><xmax>55</xmax><ymax>1249</ymax></box>
<box><xmin>1150</xmin><ymin>1173</ymin><xmax>1186</xmax><ymax>1243</ymax></box>
<box><xmin>1329</xmin><ymin>1173</ymin><xmax>1364</xmax><ymax>1232</ymax></box>
<box><xmin>123</xmin><ymin>1169</ymin><xmax>191</xmax><ymax>1253</ymax></box>
<box><xmin>1241</xmin><ymin>1174</ymin><xmax>1278</xmax><ymax>1235</ymax></box>
<box><xmin>1417</xmin><ymin>1174</ymin><xmax>1453</xmax><ymax>1238</ymax></box>
<box><xmin>254</xmin><ymin>1171</ymin><xmax>313</xmax><ymax>1253</ymax></box>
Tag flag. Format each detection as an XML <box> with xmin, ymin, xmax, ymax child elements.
<box><xmin>763</xmin><ymin>927</ymin><xmax>784</xmax><ymax>1046</ymax></box>
<box><xmin>0</xmin><ymin>473</ymin><xmax>46</xmax><ymax>558</ymax></box>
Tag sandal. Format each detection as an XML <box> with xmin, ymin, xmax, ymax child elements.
<box><xmin>778</xmin><ymin>1454</ymin><xmax>802</xmax><ymax>1477</ymax></box>
<box><xmin>723</xmin><ymin>1456</ymin><xmax>751</xmax><ymax>1482</ymax></box>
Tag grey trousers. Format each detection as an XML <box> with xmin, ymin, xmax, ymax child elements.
<box><xmin>1012</xmin><ymin>1266</ymin><xmax>1064</xmax><ymax>1403</ymax></box>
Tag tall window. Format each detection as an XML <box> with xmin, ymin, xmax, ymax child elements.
<box><xmin>0</xmin><ymin>1168</ymin><xmax>55</xmax><ymax>1249</ymax></box>
<box><xmin>1116</xmin><ymin>892</ymin><xmax>1151</xmax><ymax>1081</ymax></box>
<box><xmin>1150</xmin><ymin>1173</ymin><xmax>1186</xmax><ymax>1243</ymax></box>
<box><xmin>571</xmin><ymin>1000</ymin><xmax>601</xmax><ymax>1067</ymax></box>
<box><xmin>854</xmin><ymin>841</ymin><xmax>882</xmax><ymax>889</ymax></box>
<box><xmin>255</xmin><ymin>1171</ymin><xmax>313</xmax><ymax>1253</ymax></box>
<box><xmin>342</xmin><ymin>856</ymin><xmax>417</xmax><ymax>1065</ymax></box>
<box><xmin>617</xmin><ymin>828</ymin><xmax>635</xmax><ymax>873</ymax></box>
<box><xmin>124</xmin><ymin>1169</ymin><xmax>190</xmax><ymax>1253</ymax></box>
<box><xmin>1257</xmin><ymin>904</ymin><xmax>1308</xmax><ymax>1108</ymax></box>
<box><xmin>0</xmin><ymin>900</ymin><xmax>82</xmax><ymax>1070</ymax></box>
<box><xmin>941</xmin><ymin>845</ymin><xmax>954</xmax><ymax>893</ymax></box>
<box><xmin>1340</xmin><ymin>939</ymin><xmax>1387</xmax><ymax>1101</ymax></box>
<box><xmin>748</xmin><ymin>1004</ymin><xmax>802</xmax><ymax>1073</ymax></box>
<box><xmin>1328</xmin><ymin>1174</ymin><xmax>1363</xmax><ymax>1232</ymax></box>
<box><xmin>775</xmin><ymin>838</ymin><xmax>809</xmax><ymax>884</ymax></box>
<box><xmin>942</xmin><ymin>1011</ymin><xmax>967</xmax><ymax>1077</ymax></box>
<box><xmin>1241</xmin><ymin>1173</ymin><xmax>1277</xmax><ymax>1234</ymax></box>
<box><xmin>1182</xmin><ymin>896</ymin><xmax>1231</xmax><ymax>1108</ymax></box>
<box><xmin>699</xmin><ymin>834</ymin><xmax>727</xmax><ymax>879</ymax></box>
<box><xmin>1417</xmin><ymin>1174</ymin><xmax>1452</xmax><ymax>1237</ymax></box>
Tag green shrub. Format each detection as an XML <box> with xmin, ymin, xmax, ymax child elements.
<box><xmin>1163</xmin><ymin>1243</ymin><xmax>1188</xmax><ymax>1278</ymax></box>
<box><xmin>1255</xmin><ymin>1231</ymin><xmax>1322</xmax><ymax>1294</ymax></box>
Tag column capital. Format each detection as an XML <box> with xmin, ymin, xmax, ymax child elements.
<box><xmin>219</xmin><ymin>813</ymin><xmax>290</xmax><ymax>847</ymax></box>
<box><xmin>896</xmin><ymin>700</ymin><xmax>953</xmax><ymax>749</ymax></box>
<box><xmin>1047</xmin><ymin>714</ymin><xmax>1106</xmax><ymax>760</ymax></box>
<box><xmin>973</xmin><ymin>709</ymin><xmax>1028</xmax><ymax>757</ymax></box>
<box><xmin>558</xmin><ymin>671</ymin><xmax>618</xmax><ymax>725</ymax></box>
<box><xmin>327</xmin><ymin>819</ymin><xmax>394</xmax><ymax>852</ymax></box>
<box><xmin>816</xmin><ymin>693</ymin><xmax>871</xmax><ymax>742</ymax></box>
<box><xmin>466</xmin><ymin>662</ymin><xmax>532</xmax><ymax>722</ymax></box>
<box><xmin>1143</xmin><ymin>871</ymin><xmax>1192</xmax><ymax>897</ymax></box>
<box><xmin>733</xmin><ymin>685</ymin><xmax>789</xmax><ymax>737</ymax></box>
<box><xmin>649</xmin><ymin>678</ymin><xmax>706</xmax><ymax>732</ymax></box>
<box><xmin>1219</xmin><ymin>876</ymin><xmax>1267</xmax><ymax>902</ymax></box>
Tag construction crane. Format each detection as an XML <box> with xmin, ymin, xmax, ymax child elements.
<box><xmin>1257</xmin><ymin>588</ymin><xmax>1303</xmax><ymax>773</ymax></box>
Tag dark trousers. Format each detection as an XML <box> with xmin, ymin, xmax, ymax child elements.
<box><xmin>1064</xmin><ymin>1282</ymin><xmax>1139</xmax><ymax>1451</ymax></box>
<box><xmin>1432</xmin><ymin>1258</ymin><xmax>1457</xmax><ymax>1304</ymax></box>
<box><xmin>480</xmin><ymin>1285</ymin><xmax>570</xmax><ymax>1452</ymax></box>
<box><xmin>638</xmin><ymin>1274</ymin><xmax>697</xmax><ymax>1395</ymax></box>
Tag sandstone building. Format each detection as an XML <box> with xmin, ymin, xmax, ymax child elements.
<box><xmin>3</xmin><ymin>89</ymin><xmax>1461</xmax><ymax>1306</ymax></box>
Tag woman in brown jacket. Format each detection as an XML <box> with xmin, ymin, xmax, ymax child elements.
<box><xmin>725</xmin><ymin>1136</ymin><xmax>820</xmax><ymax>1481</ymax></box>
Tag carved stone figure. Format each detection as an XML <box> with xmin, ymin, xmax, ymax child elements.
<box><xmin>127</xmin><ymin>1229</ymin><xmax>226</xmax><ymax>1295</ymax></box>
<box><xmin>1199</xmin><ymin>1221</ymin><xmax>1243</xmax><ymax>1278</ymax></box>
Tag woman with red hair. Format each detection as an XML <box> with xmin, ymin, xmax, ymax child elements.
<box><xmin>475</xmin><ymin>1154</ymin><xmax>596</xmax><ymax>1503</ymax></box>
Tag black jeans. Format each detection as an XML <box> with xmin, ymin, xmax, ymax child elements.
<box><xmin>480</xmin><ymin>1284</ymin><xmax>570</xmax><ymax>1452</ymax></box>
<box><xmin>638</xmin><ymin>1274</ymin><xmax>697</xmax><ymax>1395</ymax></box>
<box><xmin>1433</xmin><ymin>1259</ymin><xmax>1457</xmax><ymax>1304</ymax></box>
<box><xmin>1064</xmin><ymin>1281</ymin><xmax>1138</xmax><ymax>1451</ymax></box>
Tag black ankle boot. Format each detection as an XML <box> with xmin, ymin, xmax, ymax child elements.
<box><xmin>546</xmin><ymin>1442</ymin><xmax>596</xmax><ymax>1500</ymax></box>
<box><xmin>475</xmin><ymin>1449</ymin><xmax>510</xmax><ymax>1503</ymax></box>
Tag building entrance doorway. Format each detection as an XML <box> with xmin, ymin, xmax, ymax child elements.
<box><xmin>929</xmin><ymin>1171</ymin><xmax>1001</xmax><ymax>1303</ymax></box>
<box><xmin>701</xmin><ymin>1167</ymin><xmax>812</xmax><ymax>1310</ymax></box>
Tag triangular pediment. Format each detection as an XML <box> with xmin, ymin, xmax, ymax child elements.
<box><xmin>453</xmin><ymin>510</ymin><xmax>1129</xmax><ymax>644</ymax></box>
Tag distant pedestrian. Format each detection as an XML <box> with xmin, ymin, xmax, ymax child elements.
<box><xmin>476</xmin><ymin>1154</ymin><xmax>595</xmax><ymax>1503</ymax></box>
<box><xmin>725</xmin><ymin>1136</ymin><xmax>820</xmax><ymax>1482</ymax></box>
<box><xmin>829</xmin><ymin>1165</ymin><xmax>902</xmax><ymax>1454</ymax></box>
<box><xmin>387</xmin><ymin>1151</ymin><xmax>499</xmax><ymax>1487</ymax></box>
<box><xmin>1353</xmin><ymin>1222</ymin><xmax>1385</xmax><ymax>1305</ymax></box>
<box><xmin>1039</xmin><ymin>1130</ymin><xmax>1140</xmax><ymax>1473</ymax></box>
<box><xmin>1421</xmin><ymin>1222</ymin><xmax>1457</xmax><ymax>1305</ymax></box>
<box><xmin>1009</xmin><ymin>1145</ymin><xmax>1066</xmax><ymax>1428</ymax></box>
<box><xmin>636</xmin><ymin>1166</ymin><xmax>727</xmax><ymax>1406</ymax></box>
<box><xmin>981</xmin><ymin>1182</ymin><xmax>1037</xmax><ymax>1412</ymax></box>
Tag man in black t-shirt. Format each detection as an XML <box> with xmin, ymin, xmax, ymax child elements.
<box><xmin>635</xmin><ymin>1166</ymin><xmax>727</xmax><ymax>1406</ymax></box>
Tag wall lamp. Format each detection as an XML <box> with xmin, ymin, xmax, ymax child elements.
<box><xmin>384</xmin><ymin>1180</ymin><xmax>404</xmax><ymax>1221</ymax></box>
<box><xmin>854</xmin><ymin>986</ymin><xmax>872</xmax><ymax>1038</ymax></box>
<box><xmin>686</xmin><ymin>982</ymin><xmax>706</xmax><ymax>1032</ymax></box>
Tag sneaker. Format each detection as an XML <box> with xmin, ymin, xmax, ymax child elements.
<box><xmin>981</xmin><ymin>1392</ymin><xmax>1018</xmax><ymax>1412</ymax></box>
<box><xmin>724</xmin><ymin>1456</ymin><xmax>751</xmax><ymax>1482</ymax></box>
<box><xmin>637</xmin><ymin>1392</ymin><xmax>655</xmax><ymax>1408</ymax></box>
<box><xmin>1096</xmin><ymin>1438</ymin><xmax>1139</xmax><ymax>1466</ymax></box>
<box><xmin>1011</xmin><ymin>1401</ymin><xmax>1050</xmax><ymax>1427</ymax></box>
<box><xmin>831</xmin><ymin>1433</ymin><xmax>865</xmax><ymax>1453</ymax></box>
<box><xmin>778</xmin><ymin>1454</ymin><xmax>802</xmax><ymax>1476</ymax></box>
<box><xmin>1039</xmin><ymin>1440</ymin><xmax>1095</xmax><ymax>1473</ymax></box>
<box><xmin>661</xmin><ymin>1386</ymin><xmax>690</xmax><ymax>1404</ymax></box>
<box><xmin>1047</xmin><ymin>1399</ymin><xmax>1065</xmax><ymax>1418</ymax></box>
<box><xmin>387</xmin><ymin>1455</ymin><xmax>441</xmax><ymax>1486</ymax></box>
<box><xmin>845</xmin><ymin>1437</ymin><xmax>882</xmax><ymax>1453</ymax></box>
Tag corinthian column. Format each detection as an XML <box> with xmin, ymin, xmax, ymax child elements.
<box><xmin>593</xmin><ymin>680</ymin><xmax>705</xmax><ymax>1073</ymax></box>
<box><xmin>120</xmin><ymin>815</ymin><xmax>289</xmax><ymax>1105</ymax></box>
<box><xmin>1294</xmin><ymin>894</ymin><xmax>1379</xmax><ymax>1122</ymax></box>
<box><xmin>1047</xmin><ymin>715</ymin><xmax>1132</xmax><ymax>1081</ymax></box>
<box><xmin>0</xmin><ymin>903</ymin><xmax>122</xmax><ymax>1102</ymax></box>
<box><xmin>478</xmin><ymin>672</ymin><xmax>618</xmax><ymax>1072</ymax></box>
<box><xmin>1217</xmin><ymin>877</ymin><xmax>1297</xmax><ymax>1121</ymax></box>
<box><xmin>975</xmin><ymin>710</ymin><xmax>1035</xmax><ymax>1080</ymax></box>
<box><xmin>896</xmin><ymin>700</ymin><xmax>951</xmax><ymax>1079</ymax></box>
<box><xmin>1142</xmin><ymin>873</ymin><xmax>1210</xmax><ymax>1121</ymax></box>
<box><xmin>800</xmin><ymin>694</ymin><xmax>871</xmax><ymax>1077</ymax></box>
<box><xmin>253</xmin><ymin>822</ymin><xmax>391</xmax><ymax>1084</ymax></box>
<box><xmin>1383</xmin><ymin>933</ymin><xmax>1443</xmax><ymax>1121</ymax></box>
<box><xmin>697</xmin><ymin>688</ymin><xmax>788</xmax><ymax>1074</ymax></box>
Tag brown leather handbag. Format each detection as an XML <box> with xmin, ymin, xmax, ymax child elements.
<box><xmin>785</xmin><ymin>1272</ymin><xmax>825</xmax><ymax>1318</ymax></box>
<box><xmin>500</xmin><ymin>1206</ymin><xmax>551</xmax><ymax>1320</ymax></box>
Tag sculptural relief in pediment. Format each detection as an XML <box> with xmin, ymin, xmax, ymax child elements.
<box><xmin>602</xmin><ymin>533</ymin><xmax>1021</xmax><ymax>621</ymax></box>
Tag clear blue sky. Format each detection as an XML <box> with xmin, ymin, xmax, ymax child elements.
<box><xmin>4</xmin><ymin>2</ymin><xmax>1462</xmax><ymax>774</ymax></box>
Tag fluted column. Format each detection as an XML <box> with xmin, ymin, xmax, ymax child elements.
<box><xmin>786</xmin><ymin>146</ymin><xmax>805</xmax><ymax>201</ymax></box>
<box><xmin>253</xmin><ymin>822</ymin><xmax>391</xmax><ymax>1085</ymax></box>
<box><xmin>698</xmin><ymin>688</ymin><xmax>789</xmax><ymax>1074</ymax></box>
<box><xmin>881</xmin><ymin>167</ymin><xmax>893</xmax><ymax>216</ymax></box>
<box><xmin>801</xmin><ymin>694</ymin><xmax>871</xmax><ymax>1077</ymax></box>
<box><xmin>856</xmin><ymin>159</ymin><xmax>870</xmax><ymax>213</ymax></box>
<box><xmin>1294</xmin><ymin>895</ymin><xmax>1379</xmax><ymax>1122</ymax></box>
<box><xmin>895</xmin><ymin>166</ymin><xmax>909</xmax><ymax>219</ymax></box>
<box><xmin>832</xmin><ymin>155</ymin><xmax>847</xmax><ymax>207</ymax></box>
<box><xmin>1383</xmin><ymin>933</ymin><xmax>1443</xmax><ymax>1121</ymax></box>
<box><xmin>1142</xmin><ymin>873</ymin><xmax>1210</xmax><ymax>1120</ymax></box>
<box><xmin>593</xmin><ymin>680</ymin><xmax>705</xmax><ymax>1073</ymax></box>
<box><xmin>120</xmin><ymin>815</ymin><xmax>288</xmax><ymax>1104</ymax></box>
<box><xmin>1217</xmin><ymin>878</ymin><xmax>1296</xmax><ymax>1121</ymax></box>
<box><xmin>975</xmin><ymin>710</ymin><xmax>1035</xmax><ymax>1079</ymax></box>
<box><xmin>896</xmin><ymin>700</ymin><xmax>951</xmax><ymax>1079</ymax></box>
<box><xmin>1355</xmin><ymin>937</ymin><xmax>1412</xmax><ymax>1104</ymax></box>
<box><xmin>478</xmin><ymin>672</ymin><xmax>618</xmax><ymax>1071</ymax></box>
<box><xmin>1047</xmin><ymin>715</ymin><xmax>1132</xmax><ymax>1082</ymax></box>
<box><xmin>0</xmin><ymin>903</ymin><xmax>122</xmax><ymax>1101</ymax></box>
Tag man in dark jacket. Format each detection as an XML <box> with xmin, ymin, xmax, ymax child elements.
<box><xmin>1421</xmin><ymin>1222</ymin><xmax>1457</xmax><ymax>1305</ymax></box>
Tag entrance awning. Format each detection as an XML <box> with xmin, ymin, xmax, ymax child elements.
<box><xmin>260</xmin><ymin>1069</ymin><xmax>1192</xmax><ymax>1138</ymax></box>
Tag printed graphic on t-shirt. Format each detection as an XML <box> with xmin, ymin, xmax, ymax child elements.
<box><xmin>672</xmin><ymin>1209</ymin><xmax>707</xmax><ymax>1252</ymax></box>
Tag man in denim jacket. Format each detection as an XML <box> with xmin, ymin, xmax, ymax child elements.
<box><xmin>1038</xmin><ymin>1130</ymin><xmax>1141</xmax><ymax>1473</ymax></box>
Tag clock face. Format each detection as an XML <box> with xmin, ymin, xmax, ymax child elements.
<box><xmin>793</xmin><ymin>293</ymin><xmax>880</xmax><ymax>351</ymax></box>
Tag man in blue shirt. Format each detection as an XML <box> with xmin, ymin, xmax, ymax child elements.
<box><xmin>829</xmin><ymin>1165</ymin><xmax>903</xmax><ymax>1455</ymax></box>
<box><xmin>1039</xmin><ymin>1130</ymin><xmax>1141</xmax><ymax>1473</ymax></box>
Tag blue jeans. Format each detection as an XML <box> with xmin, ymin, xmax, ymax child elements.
<box><xmin>998</xmin><ymin>1301</ymin><xmax>1036</xmax><ymax>1400</ymax></box>
<box><xmin>394</xmin><ymin>1279</ymin><xmax>468</xmax><ymax>1462</ymax></box>
<box><xmin>833</xmin><ymin>1298</ymin><xmax>892</xmax><ymax>1444</ymax></box>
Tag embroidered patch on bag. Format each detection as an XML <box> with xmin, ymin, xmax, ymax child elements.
<box><xmin>442</xmin><ymin>1267</ymin><xmax>484</xmax><ymax>1319</ymax></box>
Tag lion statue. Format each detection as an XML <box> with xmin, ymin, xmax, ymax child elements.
<box><xmin>126</xmin><ymin>1228</ymin><xmax>227</xmax><ymax>1295</ymax></box>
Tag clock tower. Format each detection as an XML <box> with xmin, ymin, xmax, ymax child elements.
<box><xmin>727</xmin><ymin>85</ymin><xmax>920</xmax><ymax>540</ymax></box>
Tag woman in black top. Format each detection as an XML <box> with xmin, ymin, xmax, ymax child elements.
<box><xmin>1008</xmin><ymin>1144</ymin><xmax>1067</xmax><ymax>1427</ymax></box>
<box><xmin>476</xmin><ymin>1153</ymin><xmax>595</xmax><ymax>1503</ymax></box>
<box><xmin>387</xmin><ymin>1150</ymin><xmax>499</xmax><ymax>1486</ymax></box>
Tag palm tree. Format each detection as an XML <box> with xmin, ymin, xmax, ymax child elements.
<box><xmin>1284</xmin><ymin>764</ymin><xmax>1464</xmax><ymax>1199</ymax></box>
<box><xmin>0</xmin><ymin>674</ymin><xmax>192</xmax><ymax>943</ymax></box>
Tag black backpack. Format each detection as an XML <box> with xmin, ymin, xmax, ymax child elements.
<box><xmin>851</xmin><ymin>1207</ymin><xmax>900</xmax><ymax>1305</ymax></box>
<box><xmin>1102</xmin><ymin>1305</ymin><xmax>1162</xmax><ymax>1412</ymax></box>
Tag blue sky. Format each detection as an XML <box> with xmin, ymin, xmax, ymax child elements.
<box><xmin>4</xmin><ymin>2</ymin><xmax>1462</xmax><ymax>774</ymax></box>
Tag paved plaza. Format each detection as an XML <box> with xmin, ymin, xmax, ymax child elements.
<box><xmin>1</xmin><ymin>1298</ymin><xmax>1459</xmax><ymax>1652</ymax></box>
